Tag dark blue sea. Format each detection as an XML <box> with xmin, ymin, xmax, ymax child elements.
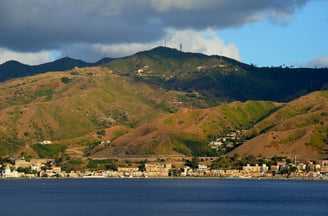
<box><xmin>0</xmin><ymin>178</ymin><xmax>327</xmax><ymax>216</ymax></box>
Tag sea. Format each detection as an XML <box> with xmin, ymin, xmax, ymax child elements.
<box><xmin>0</xmin><ymin>178</ymin><xmax>327</xmax><ymax>216</ymax></box>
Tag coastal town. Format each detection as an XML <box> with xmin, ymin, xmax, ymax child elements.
<box><xmin>1</xmin><ymin>155</ymin><xmax>328</xmax><ymax>180</ymax></box>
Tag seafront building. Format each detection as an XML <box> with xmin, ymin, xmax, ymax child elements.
<box><xmin>1</xmin><ymin>158</ymin><xmax>328</xmax><ymax>179</ymax></box>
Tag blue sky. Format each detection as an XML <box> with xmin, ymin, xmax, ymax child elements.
<box><xmin>219</xmin><ymin>0</ymin><xmax>328</xmax><ymax>67</ymax></box>
<box><xmin>0</xmin><ymin>0</ymin><xmax>327</xmax><ymax>67</ymax></box>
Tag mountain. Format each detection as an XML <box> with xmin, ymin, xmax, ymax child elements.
<box><xmin>91</xmin><ymin>100</ymin><xmax>279</xmax><ymax>157</ymax></box>
<box><xmin>0</xmin><ymin>66</ymin><xmax>216</xmax><ymax>156</ymax></box>
<box><xmin>0</xmin><ymin>57</ymin><xmax>113</xmax><ymax>82</ymax></box>
<box><xmin>1</xmin><ymin>46</ymin><xmax>328</xmax><ymax>102</ymax></box>
<box><xmin>228</xmin><ymin>91</ymin><xmax>328</xmax><ymax>159</ymax></box>
<box><xmin>1</xmin><ymin>46</ymin><xmax>328</xmax><ymax>159</ymax></box>
<box><xmin>103</xmin><ymin>46</ymin><xmax>328</xmax><ymax>102</ymax></box>
<box><xmin>0</xmin><ymin>65</ymin><xmax>326</xmax><ymax>159</ymax></box>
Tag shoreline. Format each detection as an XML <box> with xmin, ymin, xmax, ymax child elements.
<box><xmin>1</xmin><ymin>176</ymin><xmax>327</xmax><ymax>181</ymax></box>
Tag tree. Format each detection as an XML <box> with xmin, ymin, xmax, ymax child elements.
<box><xmin>105</xmin><ymin>163</ymin><xmax>118</xmax><ymax>171</ymax></box>
<box><xmin>138</xmin><ymin>159</ymin><xmax>148</xmax><ymax>172</ymax></box>
<box><xmin>185</xmin><ymin>157</ymin><xmax>199</xmax><ymax>170</ymax></box>
<box><xmin>61</xmin><ymin>76</ymin><xmax>71</xmax><ymax>84</ymax></box>
<box><xmin>211</xmin><ymin>157</ymin><xmax>232</xmax><ymax>169</ymax></box>
<box><xmin>97</xmin><ymin>130</ymin><xmax>106</xmax><ymax>136</ymax></box>
<box><xmin>289</xmin><ymin>166</ymin><xmax>298</xmax><ymax>175</ymax></box>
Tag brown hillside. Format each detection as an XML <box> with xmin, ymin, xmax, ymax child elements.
<box><xmin>0</xmin><ymin>66</ymin><xmax>213</xmax><ymax>156</ymax></box>
<box><xmin>92</xmin><ymin>100</ymin><xmax>279</xmax><ymax>157</ymax></box>
<box><xmin>228</xmin><ymin>91</ymin><xmax>328</xmax><ymax>159</ymax></box>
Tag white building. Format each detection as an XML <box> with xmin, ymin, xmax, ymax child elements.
<box><xmin>2</xmin><ymin>164</ymin><xmax>19</xmax><ymax>178</ymax></box>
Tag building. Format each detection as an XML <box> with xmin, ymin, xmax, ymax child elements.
<box><xmin>117</xmin><ymin>167</ymin><xmax>140</xmax><ymax>177</ymax></box>
<box><xmin>38</xmin><ymin>140</ymin><xmax>53</xmax><ymax>145</ymax></box>
<box><xmin>14</xmin><ymin>159</ymin><xmax>31</xmax><ymax>169</ymax></box>
<box><xmin>242</xmin><ymin>164</ymin><xmax>268</xmax><ymax>177</ymax></box>
<box><xmin>319</xmin><ymin>160</ymin><xmax>328</xmax><ymax>173</ymax></box>
<box><xmin>1</xmin><ymin>164</ymin><xmax>19</xmax><ymax>178</ymax></box>
<box><xmin>145</xmin><ymin>163</ymin><xmax>171</xmax><ymax>177</ymax></box>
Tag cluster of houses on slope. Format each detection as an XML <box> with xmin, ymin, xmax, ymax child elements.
<box><xmin>2</xmin><ymin>158</ymin><xmax>328</xmax><ymax>179</ymax></box>
<box><xmin>209</xmin><ymin>130</ymin><xmax>246</xmax><ymax>153</ymax></box>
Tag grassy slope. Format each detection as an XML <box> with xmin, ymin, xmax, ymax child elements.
<box><xmin>92</xmin><ymin>100</ymin><xmax>279</xmax><ymax>157</ymax></box>
<box><xmin>0</xmin><ymin>66</ymin><xmax>214</xmax><ymax>156</ymax></box>
<box><xmin>228</xmin><ymin>91</ymin><xmax>328</xmax><ymax>158</ymax></box>
<box><xmin>103</xmin><ymin>47</ymin><xmax>328</xmax><ymax>102</ymax></box>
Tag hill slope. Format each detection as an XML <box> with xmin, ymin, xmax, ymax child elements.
<box><xmin>0</xmin><ymin>57</ymin><xmax>112</xmax><ymax>82</ymax></box>
<box><xmin>92</xmin><ymin>100</ymin><xmax>279</xmax><ymax>157</ymax></box>
<box><xmin>1</xmin><ymin>47</ymin><xmax>328</xmax><ymax>159</ymax></box>
<box><xmin>0</xmin><ymin>66</ymin><xmax>215</xmax><ymax>156</ymax></box>
<box><xmin>1</xmin><ymin>47</ymin><xmax>328</xmax><ymax>102</ymax></box>
<box><xmin>228</xmin><ymin>91</ymin><xmax>328</xmax><ymax>159</ymax></box>
<box><xmin>103</xmin><ymin>47</ymin><xmax>328</xmax><ymax>102</ymax></box>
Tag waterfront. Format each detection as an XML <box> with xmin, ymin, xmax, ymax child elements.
<box><xmin>0</xmin><ymin>179</ymin><xmax>327</xmax><ymax>216</ymax></box>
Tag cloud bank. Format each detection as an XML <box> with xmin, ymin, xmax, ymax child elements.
<box><xmin>0</xmin><ymin>0</ymin><xmax>308</xmax><ymax>64</ymax></box>
<box><xmin>298</xmin><ymin>56</ymin><xmax>328</xmax><ymax>68</ymax></box>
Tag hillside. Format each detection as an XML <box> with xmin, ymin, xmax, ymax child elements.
<box><xmin>1</xmin><ymin>47</ymin><xmax>328</xmax><ymax>160</ymax></box>
<box><xmin>0</xmin><ymin>57</ymin><xmax>112</xmax><ymax>82</ymax></box>
<box><xmin>2</xmin><ymin>46</ymin><xmax>328</xmax><ymax>102</ymax></box>
<box><xmin>102</xmin><ymin>47</ymin><xmax>328</xmax><ymax>102</ymax></box>
<box><xmin>92</xmin><ymin>100</ymin><xmax>279</xmax><ymax>157</ymax></box>
<box><xmin>0</xmin><ymin>66</ymin><xmax>215</xmax><ymax>156</ymax></box>
<box><xmin>228</xmin><ymin>91</ymin><xmax>328</xmax><ymax>159</ymax></box>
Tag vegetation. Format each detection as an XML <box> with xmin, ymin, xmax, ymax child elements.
<box><xmin>61</xmin><ymin>76</ymin><xmax>72</xmax><ymax>84</ymax></box>
<box><xmin>0</xmin><ymin>47</ymin><xmax>327</xmax><ymax>159</ymax></box>
<box><xmin>86</xmin><ymin>158</ymin><xmax>118</xmax><ymax>171</ymax></box>
<box><xmin>210</xmin><ymin>154</ymin><xmax>280</xmax><ymax>170</ymax></box>
<box><xmin>32</xmin><ymin>144</ymin><xmax>67</xmax><ymax>158</ymax></box>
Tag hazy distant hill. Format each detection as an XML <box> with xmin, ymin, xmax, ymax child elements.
<box><xmin>0</xmin><ymin>57</ymin><xmax>112</xmax><ymax>81</ymax></box>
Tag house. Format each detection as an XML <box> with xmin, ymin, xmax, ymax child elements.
<box><xmin>1</xmin><ymin>164</ymin><xmax>19</xmax><ymax>178</ymax></box>
<box><xmin>145</xmin><ymin>163</ymin><xmax>171</xmax><ymax>177</ymax></box>
<box><xmin>38</xmin><ymin>140</ymin><xmax>53</xmax><ymax>145</ymax></box>
<box><xmin>197</xmin><ymin>164</ymin><xmax>208</xmax><ymax>170</ymax></box>
<box><xmin>318</xmin><ymin>160</ymin><xmax>328</xmax><ymax>173</ymax></box>
<box><xmin>209</xmin><ymin>140</ymin><xmax>223</xmax><ymax>147</ymax></box>
<box><xmin>243</xmin><ymin>164</ymin><xmax>268</xmax><ymax>173</ymax></box>
<box><xmin>242</xmin><ymin>164</ymin><xmax>268</xmax><ymax>177</ymax></box>
<box><xmin>14</xmin><ymin>159</ymin><xmax>31</xmax><ymax>169</ymax></box>
<box><xmin>118</xmin><ymin>167</ymin><xmax>139</xmax><ymax>177</ymax></box>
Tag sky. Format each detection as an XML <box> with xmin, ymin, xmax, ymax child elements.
<box><xmin>0</xmin><ymin>0</ymin><xmax>327</xmax><ymax>67</ymax></box>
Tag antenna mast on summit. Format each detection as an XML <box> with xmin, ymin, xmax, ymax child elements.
<box><xmin>180</xmin><ymin>43</ymin><xmax>182</xmax><ymax>52</ymax></box>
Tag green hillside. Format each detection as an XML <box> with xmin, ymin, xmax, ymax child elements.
<box><xmin>1</xmin><ymin>46</ymin><xmax>328</xmax><ymax>159</ymax></box>
<box><xmin>229</xmin><ymin>91</ymin><xmax>328</xmax><ymax>158</ymax></box>
<box><xmin>0</xmin><ymin>67</ymin><xmax>214</xmax><ymax>156</ymax></box>
<box><xmin>103</xmin><ymin>47</ymin><xmax>328</xmax><ymax>102</ymax></box>
<box><xmin>92</xmin><ymin>100</ymin><xmax>279</xmax><ymax>157</ymax></box>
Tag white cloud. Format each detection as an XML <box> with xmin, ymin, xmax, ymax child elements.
<box><xmin>92</xmin><ymin>28</ymin><xmax>240</xmax><ymax>61</ymax></box>
<box><xmin>0</xmin><ymin>29</ymin><xmax>240</xmax><ymax>65</ymax></box>
<box><xmin>148</xmin><ymin>0</ymin><xmax>215</xmax><ymax>12</ymax></box>
<box><xmin>299</xmin><ymin>56</ymin><xmax>328</xmax><ymax>68</ymax></box>
<box><xmin>0</xmin><ymin>0</ymin><xmax>308</xmax><ymax>52</ymax></box>
<box><xmin>0</xmin><ymin>48</ymin><xmax>51</xmax><ymax>65</ymax></box>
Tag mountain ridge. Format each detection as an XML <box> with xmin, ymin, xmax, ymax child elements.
<box><xmin>0</xmin><ymin>47</ymin><xmax>328</xmax><ymax>159</ymax></box>
<box><xmin>0</xmin><ymin>56</ymin><xmax>113</xmax><ymax>82</ymax></box>
<box><xmin>102</xmin><ymin>46</ymin><xmax>328</xmax><ymax>102</ymax></box>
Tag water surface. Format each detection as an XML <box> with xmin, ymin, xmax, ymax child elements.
<box><xmin>0</xmin><ymin>179</ymin><xmax>327</xmax><ymax>216</ymax></box>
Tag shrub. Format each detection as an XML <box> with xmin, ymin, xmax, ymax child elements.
<box><xmin>61</xmin><ymin>76</ymin><xmax>71</xmax><ymax>84</ymax></box>
<box><xmin>32</xmin><ymin>144</ymin><xmax>67</xmax><ymax>158</ymax></box>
